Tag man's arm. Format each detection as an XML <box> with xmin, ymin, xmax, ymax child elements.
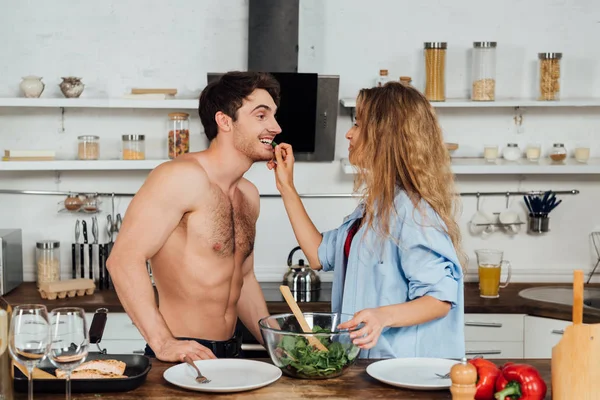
<box><xmin>106</xmin><ymin>160</ymin><xmax>216</xmax><ymax>361</ymax></box>
<box><xmin>236</xmin><ymin>252</ymin><xmax>270</xmax><ymax>344</ymax></box>
<box><xmin>235</xmin><ymin>179</ymin><xmax>270</xmax><ymax>343</ymax></box>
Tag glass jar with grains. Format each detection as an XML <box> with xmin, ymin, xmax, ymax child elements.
<box><xmin>78</xmin><ymin>135</ymin><xmax>100</xmax><ymax>160</ymax></box>
<box><xmin>549</xmin><ymin>143</ymin><xmax>567</xmax><ymax>163</ymax></box>
<box><xmin>122</xmin><ymin>135</ymin><xmax>146</xmax><ymax>160</ymax></box>
<box><xmin>36</xmin><ymin>240</ymin><xmax>60</xmax><ymax>286</ymax></box>
<box><xmin>424</xmin><ymin>42</ymin><xmax>447</xmax><ymax>101</ymax></box>
<box><xmin>168</xmin><ymin>113</ymin><xmax>190</xmax><ymax>159</ymax></box>
<box><xmin>471</xmin><ymin>42</ymin><xmax>497</xmax><ymax>101</ymax></box>
<box><xmin>538</xmin><ymin>53</ymin><xmax>562</xmax><ymax>101</ymax></box>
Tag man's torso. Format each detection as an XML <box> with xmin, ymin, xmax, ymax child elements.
<box><xmin>150</xmin><ymin>175</ymin><xmax>257</xmax><ymax>341</ymax></box>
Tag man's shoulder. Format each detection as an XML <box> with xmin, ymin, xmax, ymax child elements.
<box><xmin>237</xmin><ymin>178</ymin><xmax>260</xmax><ymax>210</ymax></box>
<box><xmin>151</xmin><ymin>157</ymin><xmax>210</xmax><ymax>185</ymax></box>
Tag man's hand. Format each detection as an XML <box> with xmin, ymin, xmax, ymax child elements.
<box><xmin>155</xmin><ymin>338</ymin><xmax>217</xmax><ymax>362</ymax></box>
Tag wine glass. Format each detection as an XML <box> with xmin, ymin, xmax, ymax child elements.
<box><xmin>48</xmin><ymin>308</ymin><xmax>89</xmax><ymax>400</ymax></box>
<box><xmin>8</xmin><ymin>304</ymin><xmax>51</xmax><ymax>400</ymax></box>
<box><xmin>0</xmin><ymin>304</ymin><xmax>7</xmax><ymax>356</ymax></box>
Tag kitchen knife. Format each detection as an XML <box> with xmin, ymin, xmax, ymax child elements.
<box><xmin>81</xmin><ymin>220</ymin><xmax>87</xmax><ymax>278</ymax></box>
<box><xmin>71</xmin><ymin>243</ymin><xmax>76</xmax><ymax>279</ymax></box>
<box><xmin>104</xmin><ymin>245</ymin><xmax>110</xmax><ymax>289</ymax></box>
<box><xmin>98</xmin><ymin>244</ymin><xmax>104</xmax><ymax>290</ymax></box>
<box><xmin>74</xmin><ymin>220</ymin><xmax>80</xmax><ymax>278</ymax></box>
<box><xmin>91</xmin><ymin>216</ymin><xmax>98</xmax><ymax>281</ymax></box>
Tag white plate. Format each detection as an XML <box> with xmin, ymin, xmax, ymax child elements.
<box><xmin>163</xmin><ymin>359</ymin><xmax>282</xmax><ymax>393</ymax></box>
<box><xmin>366</xmin><ymin>357</ymin><xmax>456</xmax><ymax>390</ymax></box>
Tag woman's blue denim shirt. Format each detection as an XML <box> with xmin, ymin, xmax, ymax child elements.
<box><xmin>317</xmin><ymin>190</ymin><xmax>465</xmax><ymax>359</ymax></box>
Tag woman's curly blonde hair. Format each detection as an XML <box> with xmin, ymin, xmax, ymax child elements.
<box><xmin>350</xmin><ymin>81</ymin><xmax>467</xmax><ymax>271</ymax></box>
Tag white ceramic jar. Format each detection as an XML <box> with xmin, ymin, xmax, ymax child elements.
<box><xmin>19</xmin><ymin>76</ymin><xmax>45</xmax><ymax>98</ymax></box>
<box><xmin>503</xmin><ymin>143</ymin><xmax>521</xmax><ymax>161</ymax></box>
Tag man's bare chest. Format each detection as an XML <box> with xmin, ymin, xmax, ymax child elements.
<box><xmin>180</xmin><ymin>190</ymin><xmax>256</xmax><ymax>259</ymax></box>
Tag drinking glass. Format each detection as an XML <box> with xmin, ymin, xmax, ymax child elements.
<box><xmin>8</xmin><ymin>304</ymin><xmax>51</xmax><ymax>400</ymax></box>
<box><xmin>48</xmin><ymin>307</ymin><xmax>89</xmax><ymax>400</ymax></box>
<box><xmin>475</xmin><ymin>249</ymin><xmax>512</xmax><ymax>298</ymax></box>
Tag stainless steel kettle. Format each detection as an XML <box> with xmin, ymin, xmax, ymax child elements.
<box><xmin>282</xmin><ymin>246</ymin><xmax>321</xmax><ymax>302</ymax></box>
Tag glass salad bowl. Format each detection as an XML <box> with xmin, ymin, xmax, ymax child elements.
<box><xmin>258</xmin><ymin>312</ymin><xmax>361</xmax><ymax>379</ymax></box>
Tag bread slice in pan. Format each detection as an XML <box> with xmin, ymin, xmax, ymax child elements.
<box><xmin>55</xmin><ymin>359</ymin><xmax>127</xmax><ymax>379</ymax></box>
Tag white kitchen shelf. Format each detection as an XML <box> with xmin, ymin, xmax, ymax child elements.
<box><xmin>0</xmin><ymin>159</ymin><xmax>168</xmax><ymax>171</ymax></box>
<box><xmin>340</xmin><ymin>97</ymin><xmax>600</xmax><ymax>109</ymax></box>
<box><xmin>0</xmin><ymin>97</ymin><xmax>198</xmax><ymax>109</ymax></box>
<box><xmin>342</xmin><ymin>157</ymin><xmax>600</xmax><ymax>175</ymax></box>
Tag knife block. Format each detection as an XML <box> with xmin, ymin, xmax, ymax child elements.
<box><xmin>71</xmin><ymin>242</ymin><xmax>112</xmax><ymax>289</ymax></box>
<box><xmin>551</xmin><ymin>270</ymin><xmax>600</xmax><ymax>399</ymax></box>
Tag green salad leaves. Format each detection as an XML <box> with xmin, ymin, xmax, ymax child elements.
<box><xmin>276</xmin><ymin>325</ymin><xmax>360</xmax><ymax>378</ymax></box>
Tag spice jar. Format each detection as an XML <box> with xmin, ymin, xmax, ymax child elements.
<box><xmin>424</xmin><ymin>42</ymin><xmax>447</xmax><ymax>101</ymax></box>
<box><xmin>375</xmin><ymin>69</ymin><xmax>390</xmax><ymax>87</ymax></box>
<box><xmin>526</xmin><ymin>143</ymin><xmax>541</xmax><ymax>162</ymax></box>
<box><xmin>399</xmin><ymin>76</ymin><xmax>412</xmax><ymax>86</ymax></box>
<box><xmin>538</xmin><ymin>52</ymin><xmax>562</xmax><ymax>101</ymax></box>
<box><xmin>82</xmin><ymin>194</ymin><xmax>99</xmax><ymax>213</ymax></box>
<box><xmin>484</xmin><ymin>144</ymin><xmax>499</xmax><ymax>162</ymax></box>
<box><xmin>168</xmin><ymin>113</ymin><xmax>190</xmax><ymax>159</ymax></box>
<box><xmin>64</xmin><ymin>194</ymin><xmax>82</xmax><ymax>211</ymax></box>
<box><xmin>36</xmin><ymin>240</ymin><xmax>60</xmax><ymax>286</ymax></box>
<box><xmin>471</xmin><ymin>42</ymin><xmax>497</xmax><ymax>101</ymax></box>
<box><xmin>122</xmin><ymin>135</ymin><xmax>145</xmax><ymax>160</ymax></box>
<box><xmin>78</xmin><ymin>135</ymin><xmax>100</xmax><ymax>160</ymax></box>
<box><xmin>549</xmin><ymin>143</ymin><xmax>567</xmax><ymax>163</ymax></box>
<box><xmin>503</xmin><ymin>143</ymin><xmax>521</xmax><ymax>161</ymax></box>
<box><xmin>575</xmin><ymin>144</ymin><xmax>590</xmax><ymax>163</ymax></box>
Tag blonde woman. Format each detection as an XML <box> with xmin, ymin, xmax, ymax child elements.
<box><xmin>268</xmin><ymin>81</ymin><xmax>466</xmax><ymax>359</ymax></box>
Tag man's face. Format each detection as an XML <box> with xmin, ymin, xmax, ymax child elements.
<box><xmin>232</xmin><ymin>89</ymin><xmax>282</xmax><ymax>162</ymax></box>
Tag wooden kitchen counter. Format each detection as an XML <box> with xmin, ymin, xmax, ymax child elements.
<box><xmin>6</xmin><ymin>281</ymin><xmax>600</xmax><ymax>323</ymax></box>
<box><xmin>13</xmin><ymin>358</ymin><xmax>552</xmax><ymax>400</ymax></box>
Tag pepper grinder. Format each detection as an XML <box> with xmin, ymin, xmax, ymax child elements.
<box><xmin>450</xmin><ymin>357</ymin><xmax>477</xmax><ymax>400</ymax></box>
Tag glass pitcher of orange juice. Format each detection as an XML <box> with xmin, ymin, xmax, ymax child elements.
<box><xmin>475</xmin><ymin>249</ymin><xmax>512</xmax><ymax>298</ymax></box>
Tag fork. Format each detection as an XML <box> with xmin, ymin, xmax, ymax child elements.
<box><xmin>184</xmin><ymin>355</ymin><xmax>211</xmax><ymax>384</ymax></box>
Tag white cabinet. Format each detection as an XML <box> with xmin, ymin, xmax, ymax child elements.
<box><xmin>464</xmin><ymin>314</ymin><xmax>525</xmax><ymax>359</ymax></box>
<box><xmin>523</xmin><ymin>315</ymin><xmax>570</xmax><ymax>358</ymax></box>
<box><xmin>86</xmin><ymin>312</ymin><xmax>146</xmax><ymax>355</ymax></box>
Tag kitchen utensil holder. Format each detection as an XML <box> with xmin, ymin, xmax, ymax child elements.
<box><xmin>528</xmin><ymin>214</ymin><xmax>549</xmax><ymax>234</ymax></box>
<box><xmin>71</xmin><ymin>242</ymin><xmax>112</xmax><ymax>290</ymax></box>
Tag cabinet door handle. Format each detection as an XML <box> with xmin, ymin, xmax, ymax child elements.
<box><xmin>133</xmin><ymin>350</ymin><xmax>145</xmax><ymax>354</ymax></box>
<box><xmin>465</xmin><ymin>322</ymin><xmax>502</xmax><ymax>328</ymax></box>
<box><xmin>466</xmin><ymin>350</ymin><xmax>502</xmax><ymax>355</ymax></box>
<box><xmin>551</xmin><ymin>329</ymin><xmax>564</xmax><ymax>335</ymax></box>
<box><xmin>241</xmin><ymin>344</ymin><xmax>266</xmax><ymax>351</ymax></box>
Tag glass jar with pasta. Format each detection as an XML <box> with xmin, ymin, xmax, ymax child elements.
<box><xmin>167</xmin><ymin>112</ymin><xmax>190</xmax><ymax>159</ymax></box>
<box><xmin>538</xmin><ymin>52</ymin><xmax>562</xmax><ymax>101</ymax></box>
<box><xmin>471</xmin><ymin>42</ymin><xmax>497</xmax><ymax>101</ymax></box>
<box><xmin>122</xmin><ymin>134</ymin><xmax>146</xmax><ymax>160</ymax></box>
<box><xmin>424</xmin><ymin>42</ymin><xmax>447</xmax><ymax>101</ymax></box>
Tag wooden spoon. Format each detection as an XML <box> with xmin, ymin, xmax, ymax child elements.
<box><xmin>280</xmin><ymin>285</ymin><xmax>328</xmax><ymax>352</ymax></box>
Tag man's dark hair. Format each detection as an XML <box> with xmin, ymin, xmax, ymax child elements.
<box><xmin>198</xmin><ymin>71</ymin><xmax>281</xmax><ymax>141</ymax></box>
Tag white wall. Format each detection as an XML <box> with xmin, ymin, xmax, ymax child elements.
<box><xmin>0</xmin><ymin>0</ymin><xmax>599</xmax><ymax>285</ymax></box>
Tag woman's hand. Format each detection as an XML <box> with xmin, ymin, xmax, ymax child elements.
<box><xmin>267</xmin><ymin>143</ymin><xmax>296</xmax><ymax>193</ymax></box>
<box><xmin>337</xmin><ymin>308</ymin><xmax>390</xmax><ymax>349</ymax></box>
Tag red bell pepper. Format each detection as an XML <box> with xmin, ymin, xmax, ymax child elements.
<box><xmin>494</xmin><ymin>362</ymin><xmax>547</xmax><ymax>400</ymax></box>
<box><xmin>468</xmin><ymin>358</ymin><xmax>501</xmax><ymax>400</ymax></box>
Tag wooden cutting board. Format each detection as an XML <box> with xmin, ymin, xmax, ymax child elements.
<box><xmin>551</xmin><ymin>269</ymin><xmax>600</xmax><ymax>399</ymax></box>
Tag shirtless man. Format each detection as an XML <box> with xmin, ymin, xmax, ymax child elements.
<box><xmin>106</xmin><ymin>71</ymin><xmax>282</xmax><ymax>362</ymax></box>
